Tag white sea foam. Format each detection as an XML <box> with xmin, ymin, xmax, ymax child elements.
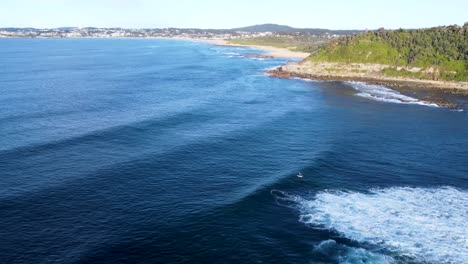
<box><xmin>223</xmin><ymin>52</ymin><xmax>242</xmax><ymax>56</ymax></box>
<box><xmin>291</xmin><ymin>77</ymin><xmax>319</xmax><ymax>82</ymax></box>
<box><xmin>346</xmin><ymin>82</ymin><xmax>438</xmax><ymax>107</ymax></box>
<box><xmin>274</xmin><ymin>187</ymin><xmax>468</xmax><ymax>264</ymax></box>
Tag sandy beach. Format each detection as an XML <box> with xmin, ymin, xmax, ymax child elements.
<box><xmin>206</xmin><ymin>39</ymin><xmax>310</xmax><ymax>59</ymax></box>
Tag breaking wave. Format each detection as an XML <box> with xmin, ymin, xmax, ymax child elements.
<box><xmin>273</xmin><ymin>187</ymin><xmax>468</xmax><ymax>263</ymax></box>
<box><xmin>223</xmin><ymin>52</ymin><xmax>242</xmax><ymax>58</ymax></box>
<box><xmin>347</xmin><ymin>82</ymin><xmax>438</xmax><ymax>107</ymax></box>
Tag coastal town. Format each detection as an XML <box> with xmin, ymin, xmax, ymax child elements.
<box><xmin>0</xmin><ymin>26</ymin><xmax>345</xmax><ymax>39</ymax></box>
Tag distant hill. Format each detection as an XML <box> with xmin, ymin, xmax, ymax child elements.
<box><xmin>232</xmin><ymin>24</ymin><xmax>296</xmax><ymax>33</ymax></box>
<box><xmin>54</xmin><ymin>27</ymin><xmax>78</xmax><ymax>31</ymax></box>
<box><xmin>308</xmin><ymin>25</ymin><xmax>468</xmax><ymax>81</ymax></box>
<box><xmin>231</xmin><ymin>23</ymin><xmax>362</xmax><ymax>35</ymax></box>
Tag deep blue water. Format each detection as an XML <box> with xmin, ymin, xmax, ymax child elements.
<box><xmin>0</xmin><ymin>39</ymin><xmax>467</xmax><ymax>264</ymax></box>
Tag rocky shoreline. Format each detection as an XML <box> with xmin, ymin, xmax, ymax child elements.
<box><xmin>267</xmin><ymin>61</ymin><xmax>468</xmax><ymax>108</ymax></box>
<box><xmin>268</xmin><ymin>61</ymin><xmax>468</xmax><ymax>94</ymax></box>
<box><xmin>206</xmin><ymin>40</ymin><xmax>467</xmax><ymax>108</ymax></box>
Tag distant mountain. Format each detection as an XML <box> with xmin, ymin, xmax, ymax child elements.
<box><xmin>232</xmin><ymin>24</ymin><xmax>297</xmax><ymax>33</ymax></box>
<box><xmin>231</xmin><ymin>23</ymin><xmax>362</xmax><ymax>35</ymax></box>
<box><xmin>54</xmin><ymin>27</ymin><xmax>78</xmax><ymax>31</ymax></box>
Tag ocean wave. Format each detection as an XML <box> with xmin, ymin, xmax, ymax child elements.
<box><xmin>273</xmin><ymin>187</ymin><xmax>468</xmax><ymax>263</ymax></box>
<box><xmin>346</xmin><ymin>82</ymin><xmax>438</xmax><ymax>107</ymax></box>
<box><xmin>263</xmin><ymin>66</ymin><xmax>285</xmax><ymax>73</ymax></box>
<box><xmin>313</xmin><ymin>239</ymin><xmax>395</xmax><ymax>264</ymax></box>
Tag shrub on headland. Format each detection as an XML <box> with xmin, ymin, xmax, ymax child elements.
<box><xmin>309</xmin><ymin>25</ymin><xmax>468</xmax><ymax>81</ymax></box>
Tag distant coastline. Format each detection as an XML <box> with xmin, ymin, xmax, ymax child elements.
<box><xmin>0</xmin><ymin>24</ymin><xmax>348</xmax><ymax>40</ymax></box>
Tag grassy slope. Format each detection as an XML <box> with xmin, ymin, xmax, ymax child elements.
<box><xmin>308</xmin><ymin>26</ymin><xmax>468</xmax><ymax>81</ymax></box>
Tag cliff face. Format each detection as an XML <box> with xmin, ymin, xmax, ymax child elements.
<box><xmin>279</xmin><ymin>61</ymin><xmax>392</xmax><ymax>78</ymax></box>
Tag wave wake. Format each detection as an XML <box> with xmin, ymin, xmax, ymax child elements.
<box><xmin>273</xmin><ymin>187</ymin><xmax>468</xmax><ymax>263</ymax></box>
<box><xmin>347</xmin><ymin>82</ymin><xmax>438</xmax><ymax>107</ymax></box>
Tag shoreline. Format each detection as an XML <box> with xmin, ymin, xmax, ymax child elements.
<box><xmin>203</xmin><ymin>39</ymin><xmax>468</xmax><ymax>94</ymax></box>
<box><xmin>204</xmin><ymin>39</ymin><xmax>310</xmax><ymax>59</ymax></box>
<box><xmin>268</xmin><ymin>61</ymin><xmax>468</xmax><ymax>94</ymax></box>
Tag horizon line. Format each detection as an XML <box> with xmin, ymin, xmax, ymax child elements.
<box><xmin>1</xmin><ymin>22</ymin><xmax>466</xmax><ymax>31</ymax></box>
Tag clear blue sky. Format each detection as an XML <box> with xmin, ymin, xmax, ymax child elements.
<box><xmin>1</xmin><ymin>0</ymin><xmax>467</xmax><ymax>29</ymax></box>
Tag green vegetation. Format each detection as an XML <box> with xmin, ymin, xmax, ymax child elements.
<box><xmin>309</xmin><ymin>25</ymin><xmax>468</xmax><ymax>81</ymax></box>
<box><xmin>228</xmin><ymin>36</ymin><xmax>327</xmax><ymax>53</ymax></box>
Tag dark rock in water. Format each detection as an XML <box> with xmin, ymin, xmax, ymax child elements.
<box><xmin>423</xmin><ymin>97</ymin><xmax>456</xmax><ymax>108</ymax></box>
<box><xmin>267</xmin><ymin>69</ymin><xmax>301</xmax><ymax>79</ymax></box>
<box><xmin>244</xmin><ymin>53</ymin><xmax>274</xmax><ymax>59</ymax></box>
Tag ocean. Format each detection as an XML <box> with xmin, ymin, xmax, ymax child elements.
<box><xmin>0</xmin><ymin>38</ymin><xmax>467</xmax><ymax>264</ymax></box>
